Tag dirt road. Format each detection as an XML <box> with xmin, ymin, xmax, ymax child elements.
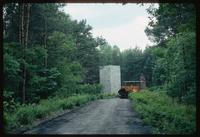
<box><xmin>24</xmin><ymin>98</ymin><xmax>152</xmax><ymax>134</ymax></box>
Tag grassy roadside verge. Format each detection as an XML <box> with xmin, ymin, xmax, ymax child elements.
<box><xmin>128</xmin><ymin>90</ymin><xmax>196</xmax><ymax>134</ymax></box>
<box><xmin>3</xmin><ymin>93</ymin><xmax>116</xmax><ymax>133</ymax></box>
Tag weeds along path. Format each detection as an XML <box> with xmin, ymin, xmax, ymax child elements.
<box><xmin>24</xmin><ymin>98</ymin><xmax>152</xmax><ymax>134</ymax></box>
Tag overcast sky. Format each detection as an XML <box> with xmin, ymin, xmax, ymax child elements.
<box><xmin>63</xmin><ymin>3</ymin><xmax>155</xmax><ymax>51</ymax></box>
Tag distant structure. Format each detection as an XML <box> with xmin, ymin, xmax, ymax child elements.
<box><xmin>99</xmin><ymin>65</ymin><xmax>121</xmax><ymax>93</ymax></box>
<box><xmin>140</xmin><ymin>73</ymin><xmax>146</xmax><ymax>89</ymax></box>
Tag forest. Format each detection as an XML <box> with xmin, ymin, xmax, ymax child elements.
<box><xmin>3</xmin><ymin>3</ymin><xmax>196</xmax><ymax>134</ymax></box>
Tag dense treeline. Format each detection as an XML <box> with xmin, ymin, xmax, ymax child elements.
<box><xmin>3</xmin><ymin>3</ymin><xmax>196</xmax><ymax>109</ymax></box>
<box><xmin>3</xmin><ymin>3</ymin><xmax>103</xmax><ymax>105</ymax></box>
<box><xmin>144</xmin><ymin>3</ymin><xmax>196</xmax><ymax>104</ymax></box>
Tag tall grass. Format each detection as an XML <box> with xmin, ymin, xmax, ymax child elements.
<box><xmin>129</xmin><ymin>90</ymin><xmax>196</xmax><ymax>134</ymax></box>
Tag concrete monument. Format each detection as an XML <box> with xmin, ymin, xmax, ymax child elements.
<box><xmin>99</xmin><ymin>65</ymin><xmax>121</xmax><ymax>93</ymax></box>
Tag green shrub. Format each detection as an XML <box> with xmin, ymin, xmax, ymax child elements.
<box><xmin>88</xmin><ymin>95</ymin><xmax>97</xmax><ymax>101</ymax></box>
<box><xmin>78</xmin><ymin>84</ymin><xmax>102</xmax><ymax>94</ymax></box>
<box><xmin>34</xmin><ymin>105</ymin><xmax>49</xmax><ymax>119</ymax></box>
<box><xmin>148</xmin><ymin>86</ymin><xmax>166</xmax><ymax>92</ymax></box>
<box><xmin>60</xmin><ymin>101</ymin><xmax>73</xmax><ymax>109</ymax></box>
<box><xmin>129</xmin><ymin>89</ymin><xmax>196</xmax><ymax>134</ymax></box>
<box><xmin>15</xmin><ymin>104</ymin><xmax>37</xmax><ymax>125</ymax></box>
<box><xmin>3</xmin><ymin>112</ymin><xmax>19</xmax><ymax>131</ymax></box>
<box><xmin>96</xmin><ymin>93</ymin><xmax>116</xmax><ymax>99</ymax></box>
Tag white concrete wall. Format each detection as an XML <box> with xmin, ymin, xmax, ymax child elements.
<box><xmin>99</xmin><ymin>66</ymin><xmax>111</xmax><ymax>92</ymax></box>
<box><xmin>110</xmin><ymin>66</ymin><xmax>121</xmax><ymax>93</ymax></box>
<box><xmin>99</xmin><ymin>65</ymin><xmax>121</xmax><ymax>93</ymax></box>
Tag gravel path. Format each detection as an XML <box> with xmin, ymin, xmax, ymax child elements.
<box><xmin>24</xmin><ymin>98</ymin><xmax>152</xmax><ymax>134</ymax></box>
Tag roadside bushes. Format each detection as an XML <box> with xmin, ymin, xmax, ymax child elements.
<box><xmin>54</xmin><ymin>84</ymin><xmax>102</xmax><ymax>97</ymax></box>
<box><xmin>4</xmin><ymin>94</ymin><xmax>94</xmax><ymax>133</ymax></box>
<box><xmin>148</xmin><ymin>86</ymin><xmax>166</xmax><ymax>92</ymax></box>
<box><xmin>4</xmin><ymin>93</ymin><xmax>116</xmax><ymax>133</ymax></box>
<box><xmin>96</xmin><ymin>93</ymin><xmax>117</xmax><ymax>99</ymax></box>
<box><xmin>78</xmin><ymin>84</ymin><xmax>102</xmax><ymax>94</ymax></box>
<box><xmin>129</xmin><ymin>90</ymin><xmax>196</xmax><ymax>134</ymax></box>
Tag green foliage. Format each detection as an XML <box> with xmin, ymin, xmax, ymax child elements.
<box><xmin>97</xmin><ymin>37</ymin><xmax>115</xmax><ymax>66</ymax></box>
<box><xmin>151</xmin><ymin>47</ymin><xmax>168</xmax><ymax>86</ymax></box>
<box><xmin>4</xmin><ymin>112</ymin><xmax>18</xmax><ymax>131</ymax></box>
<box><xmin>16</xmin><ymin>105</ymin><xmax>36</xmax><ymax>125</ymax></box>
<box><xmin>144</xmin><ymin>3</ymin><xmax>196</xmax><ymax>104</ymax></box>
<box><xmin>165</xmin><ymin>32</ymin><xmax>196</xmax><ymax>103</ymax></box>
<box><xmin>3</xmin><ymin>3</ymin><xmax>102</xmax><ymax>104</ymax></box>
<box><xmin>148</xmin><ymin>85</ymin><xmax>166</xmax><ymax>92</ymax></box>
<box><xmin>27</xmin><ymin>67</ymin><xmax>61</xmax><ymax>102</ymax></box>
<box><xmin>129</xmin><ymin>90</ymin><xmax>196</xmax><ymax>134</ymax></box>
<box><xmin>120</xmin><ymin>47</ymin><xmax>144</xmax><ymax>82</ymax></box>
<box><xmin>3</xmin><ymin>43</ymin><xmax>22</xmax><ymax>99</ymax></box>
<box><xmin>78</xmin><ymin>84</ymin><xmax>102</xmax><ymax>94</ymax></box>
<box><xmin>47</xmin><ymin>31</ymin><xmax>76</xmax><ymax>67</ymax></box>
<box><xmin>3</xmin><ymin>91</ymin><xmax>21</xmax><ymax>112</ymax></box>
<box><xmin>96</xmin><ymin>93</ymin><xmax>117</xmax><ymax>99</ymax></box>
<box><xmin>145</xmin><ymin>3</ymin><xmax>195</xmax><ymax>44</ymax></box>
<box><xmin>142</xmin><ymin>47</ymin><xmax>155</xmax><ymax>87</ymax></box>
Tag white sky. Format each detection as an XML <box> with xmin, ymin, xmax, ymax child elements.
<box><xmin>63</xmin><ymin>3</ymin><xmax>156</xmax><ymax>51</ymax></box>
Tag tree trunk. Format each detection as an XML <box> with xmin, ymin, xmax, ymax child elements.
<box><xmin>44</xmin><ymin>17</ymin><xmax>47</xmax><ymax>68</ymax></box>
<box><xmin>20</xmin><ymin>4</ymin><xmax>25</xmax><ymax>103</ymax></box>
<box><xmin>19</xmin><ymin>5</ymin><xmax>21</xmax><ymax>44</ymax></box>
<box><xmin>19</xmin><ymin>3</ymin><xmax>31</xmax><ymax>104</ymax></box>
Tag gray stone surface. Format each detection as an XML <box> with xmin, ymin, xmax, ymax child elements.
<box><xmin>99</xmin><ymin>65</ymin><xmax>121</xmax><ymax>93</ymax></box>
